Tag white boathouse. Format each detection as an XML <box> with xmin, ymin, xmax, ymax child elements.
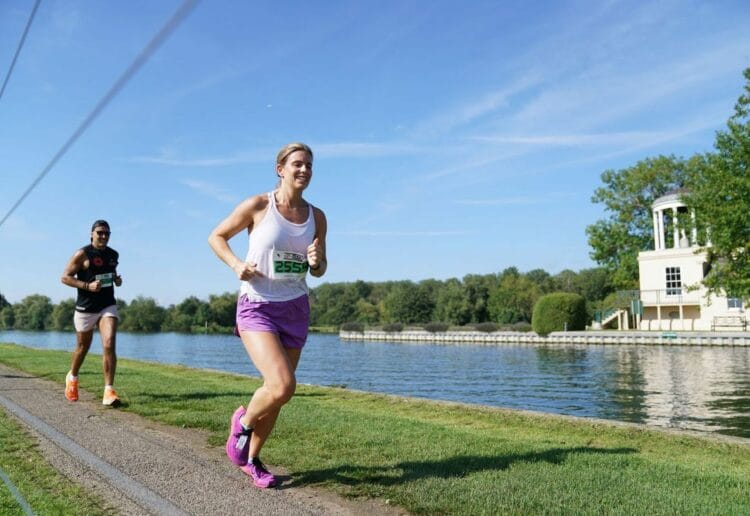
<box><xmin>634</xmin><ymin>189</ymin><xmax>747</xmax><ymax>331</ymax></box>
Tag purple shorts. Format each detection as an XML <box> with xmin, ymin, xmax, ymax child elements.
<box><xmin>235</xmin><ymin>294</ymin><xmax>310</xmax><ymax>349</ymax></box>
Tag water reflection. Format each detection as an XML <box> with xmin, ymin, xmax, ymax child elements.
<box><xmin>1</xmin><ymin>330</ymin><xmax>749</xmax><ymax>438</ymax></box>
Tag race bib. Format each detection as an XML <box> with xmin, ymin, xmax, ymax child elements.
<box><xmin>96</xmin><ymin>272</ymin><xmax>114</xmax><ymax>288</ymax></box>
<box><xmin>272</xmin><ymin>250</ymin><xmax>308</xmax><ymax>279</ymax></box>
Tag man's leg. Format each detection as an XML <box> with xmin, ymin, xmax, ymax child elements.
<box><xmin>98</xmin><ymin>316</ymin><xmax>118</xmax><ymax>386</ymax></box>
<box><xmin>70</xmin><ymin>330</ymin><xmax>94</xmax><ymax>376</ymax></box>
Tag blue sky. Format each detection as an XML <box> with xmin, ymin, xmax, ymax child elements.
<box><xmin>1</xmin><ymin>0</ymin><xmax>749</xmax><ymax>306</ymax></box>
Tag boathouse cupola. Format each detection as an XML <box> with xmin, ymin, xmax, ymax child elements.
<box><xmin>651</xmin><ymin>188</ymin><xmax>700</xmax><ymax>251</ymax></box>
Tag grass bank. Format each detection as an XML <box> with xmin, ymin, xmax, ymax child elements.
<box><xmin>1</xmin><ymin>342</ymin><xmax>749</xmax><ymax>515</ymax></box>
<box><xmin>0</xmin><ymin>406</ymin><xmax>112</xmax><ymax>515</ymax></box>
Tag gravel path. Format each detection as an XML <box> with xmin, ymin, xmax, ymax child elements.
<box><xmin>0</xmin><ymin>363</ymin><xmax>403</xmax><ymax>515</ymax></box>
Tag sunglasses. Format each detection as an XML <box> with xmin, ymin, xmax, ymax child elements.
<box><xmin>95</xmin><ymin>230</ymin><xmax>111</xmax><ymax>237</ymax></box>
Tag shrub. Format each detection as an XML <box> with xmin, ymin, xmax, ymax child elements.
<box><xmin>340</xmin><ymin>321</ymin><xmax>365</xmax><ymax>332</ymax></box>
<box><xmin>510</xmin><ymin>321</ymin><xmax>532</xmax><ymax>332</ymax></box>
<box><xmin>532</xmin><ymin>292</ymin><xmax>587</xmax><ymax>336</ymax></box>
<box><xmin>423</xmin><ymin>322</ymin><xmax>450</xmax><ymax>333</ymax></box>
<box><xmin>474</xmin><ymin>322</ymin><xmax>499</xmax><ymax>333</ymax></box>
<box><xmin>382</xmin><ymin>323</ymin><xmax>404</xmax><ymax>332</ymax></box>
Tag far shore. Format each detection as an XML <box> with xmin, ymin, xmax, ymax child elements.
<box><xmin>340</xmin><ymin>328</ymin><xmax>750</xmax><ymax>346</ymax></box>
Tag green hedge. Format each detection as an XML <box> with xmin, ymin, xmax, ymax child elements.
<box><xmin>340</xmin><ymin>321</ymin><xmax>365</xmax><ymax>332</ymax></box>
<box><xmin>423</xmin><ymin>322</ymin><xmax>450</xmax><ymax>333</ymax></box>
<box><xmin>532</xmin><ymin>292</ymin><xmax>587</xmax><ymax>336</ymax></box>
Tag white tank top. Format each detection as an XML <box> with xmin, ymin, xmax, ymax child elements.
<box><xmin>239</xmin><ymin>192</ymin><xmax>316</xmax><ymax>302</ymax></box>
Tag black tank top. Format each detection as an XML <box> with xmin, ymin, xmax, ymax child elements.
<box><xmin>75</xmin><ymin>245</ymin><xmax>119</xmax><ymax>313</ymax></box>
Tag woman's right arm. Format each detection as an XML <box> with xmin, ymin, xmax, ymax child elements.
<box><xmin>208</xmin><ymin>195</ymin><xmax>265</xmax><ymax>280</ymax></box>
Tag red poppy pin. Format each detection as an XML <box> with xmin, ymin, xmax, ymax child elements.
<box><xmin>93</xmin><ymin>257</ymin><xmax>104</xmax><ymax>267</ymax></box>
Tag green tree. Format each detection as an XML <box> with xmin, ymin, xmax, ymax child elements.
<box><xmin>383</xmin><ymin>281</ymin><xmax>434</xmax><ymax>324</ymax></box>
<box><xmin>552</xmin><ymin>269</ymin><xmax>579</xmax><ymax>293</ymax></box>
<box><xmin>51</xmin><ymin>299</ymin><xmax>76</xmax><ymax>331</ymax></box>
<box><xmin>208</xmin><ymin>292</ymin><xmax>236</xmax><ymax>328</ymax></box>
<box><xmin>120</xmin><ymin>296</ymin><xmax>166</xmax><ymax>332</ymax></box>
<box><xmin>1</xmin><ymin>305</ymin><xmax>15</xmax><ymax>329</ymax></box>
<box><xmin>575</xmin><ymin>267</ymin><xmax>614</xmax><ymax>302</ymax></box>
<box><xmin>0</xmin><ymin>293</ymin><xmax>9</xmax><ymax>311</ymax></box>
<box><xmin>462</xmin><ymin>273</ymin><xmax>494</xmax><ymax>323</ymax></box>
<box><xmin>488</xmin><ymin>269</ymin><xmax>541</xmax><ymax>324</ymax></box>
<box><xmin>163</xmin><ymin>296</ymin><xmax>211</xmax><ymax>332</ymax></box>
<box><xmin>12</xmin><ymin>295</ymin><xmax>54</xmax><ymax>330</ymax></box>
<box><xmin>586</xmin><ymin>155</ymin><xmax>689</xmax><ymax>289</ymax></box>
<box><xmin>433</xmin><ymin>278</ymin><xmax>472</xmax><ymax>325</ymax></box>
<box><xmin>309</xmin><ymin>283</ymin><xmax>359</xmax><ymax>326</ymax></box>
<box><xmin>525</xmin><ymin>269</ymin><xmax>555</xmax><ymax>293</ymax></box>
<box><xmin>685</xmin><ymin>68</ymin><xmax>750</xmax><ymax>301</ymax></box>
<box><xmin>354</xmin><ymin>298</ymin><xmax>380</xmax><ymax>324</ymax></box>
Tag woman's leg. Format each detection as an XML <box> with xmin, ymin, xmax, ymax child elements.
<box><xmin>238</xmin><ymin>331</ymin><xmax>301</xmax><ymax>449</ymax></box>
<box><xmin>248</xmin><ymin>345</ymin><xmax>301</xmax><ymax>457</ymax></box>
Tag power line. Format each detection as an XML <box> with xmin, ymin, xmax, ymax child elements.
<box><xmin>0</xmin><ymin>0</ymin><xmax>41</xmax><ymax>102</ymax></box>
<box><xmin>0</xmin><ymin>0</ymin><xmax>199</xmax><ymax>229</ymax></box>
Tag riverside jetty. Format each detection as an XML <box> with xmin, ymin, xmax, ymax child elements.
<box><xmin>339</xmin><ymin>329</ymin><xmax>750</xmax><ymax>346</ymax></box>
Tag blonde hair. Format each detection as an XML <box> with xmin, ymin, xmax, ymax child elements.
<box><xmin>276</xmin><ymin>142</ymin><xmax>313</xmax><ymax>166</ymax></box>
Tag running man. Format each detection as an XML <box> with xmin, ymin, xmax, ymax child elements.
<box><xmin>208</xmin><ymin>142</ymin><xmax>327</xmax><ymax>488</ymax></box>
<box><xmin>61</xmin><ymin>219</ymin><xmax>123</xmax><ymax>407</ymax></box>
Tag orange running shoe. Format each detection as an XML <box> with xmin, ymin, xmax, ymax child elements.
<box><xmin>65</xmin><ymin>373</ymin><xmax>78</xmax><ymax>402</ymax></box>
<box><xmin>102</xmin><ymin>388</ymin><xmax>121</xmax><ymax>407</ymax></box>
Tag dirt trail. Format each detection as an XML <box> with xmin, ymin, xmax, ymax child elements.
<box><xmin>0</xmin><ymin>363</ymin><xmax>403</xmax><ymax>515</ymax></box>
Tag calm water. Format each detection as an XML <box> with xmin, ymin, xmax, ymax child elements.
<box><xmin>2</xmin><ymin>330</ymin><xmax>749</xmax><ymax>438</ymax></box>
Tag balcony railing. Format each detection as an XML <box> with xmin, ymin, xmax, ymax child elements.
<box><xmin>638</xmin><ymin>288</ymin><xmax>703</xmax><ymax>305</ymax></box>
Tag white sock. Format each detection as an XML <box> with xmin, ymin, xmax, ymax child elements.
<box><xmin>68</xmin><ymin>372</ymin><xmax>78</xmax><ymax>380</ymax></box>
<box><xmin>105</xmin><ymin>385</ymin><xmax>114</xmax><ymax>391</ymax></box>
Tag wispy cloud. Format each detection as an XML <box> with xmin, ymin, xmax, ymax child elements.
<box><xmin>314</xmin><ymin>141</ymin><xmax>427</xmax><ymax>159</ymax></box>
<box><xmin>181</xmin><ymin>179</ymin><xmax>237</xmax><ymax>204</ymax></box>
<box><xmin>455</xmin><ymin>193</ymin><xmax>575</xmax><ymax>206</ymax></box>
<box><xmin>129</xmin><ymin>148</ymin><xmax>269</xmax><ymax>167</ymax></box>
<box><xmin>336</xmin><ymin>229</ymin><xmax>478</xmax><ymax>237</ymax></box>
<box><xmin>469</xmin><ymin>129</ymin><xmax>690</xmax><ymax>148</ymax></box>
<box><xmin>411</xmin><ymin>74</ymin><xmax>542</xmax><ymax>137</ymax></box>
<box><xmin>512</xmin><ymin>36</ymin><xmax>749</xmax><ymax>131</ymax></box>
<box><xmin>130</xmin><ymin>141</ymin><xmax>428</xmax><ymax>167</ymax></box>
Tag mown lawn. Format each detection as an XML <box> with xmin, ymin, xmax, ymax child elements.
<box><xmin>1</xmin><ymin>342</ymin><xmax>749</xmax><ymax>515</ymax></box>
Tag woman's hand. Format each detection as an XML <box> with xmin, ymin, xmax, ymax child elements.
<box><xmin>307</xmin><ymin>238</ymin><xmax>323</xmax><ymax>270</ymax></box>
<box><xmin>233</xmin><ymin>260</ymin><xmax>260</xmax><ymax>281</ymax></box>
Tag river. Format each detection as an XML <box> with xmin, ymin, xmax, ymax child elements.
<box><xmin>2</xmin><ymin>330</ymin><xmax>749</xmax><ymax>438</ymax></box>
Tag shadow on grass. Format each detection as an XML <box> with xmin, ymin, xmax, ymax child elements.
<box><xmin>137</xmin><ymin>391</ymin><xmax>250</xmax><ymax>402</ymax></box>
<box><xmin>288</xmin><ymin>446</ymin><xmax>637</xmax><ymax>488</ymax></box>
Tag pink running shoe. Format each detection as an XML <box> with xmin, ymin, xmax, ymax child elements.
<box><xmin>225</xmin><ymin>406</ymin><xmax>252</xmax><ymax>466</ymax></box>
<box><xmin>241</xmin><ymin>457</ymin><xmax>278</xmax><ymax>488</ymax></box>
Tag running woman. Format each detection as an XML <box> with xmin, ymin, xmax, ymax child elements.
<box><xmin>208</xmin><ymin>142</ymin><xmax>327</xmax><ymax>488</ymax></box>
<box><xmin>61</xmin><ymin>219</ymin><xmax>123</xmax><ymax>407</ymax></box>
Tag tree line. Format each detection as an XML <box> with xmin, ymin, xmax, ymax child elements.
<box><xmin>0</xmin><ymin>266</ymin><xmax>614</xmax><ymax>333</ymax></box>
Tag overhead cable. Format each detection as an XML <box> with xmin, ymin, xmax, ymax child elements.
<box><xmin>0</xmin><ymin>0</ymin><xmax>42</xmax><ymax>102</ymax></box>
<box><xmin>0</xmin><ymin>0</ymin><xmax>199</xmax><ymax>229</ymax></box>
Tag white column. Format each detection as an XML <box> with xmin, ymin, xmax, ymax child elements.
<box><xmin>690</xmin><ymin>210</ymin><xmax>697</xmax><ymax>246</ymax></box>
<box><xmin>672</xmin><ymin>208</ymin><xmax>679</xmax><ymax>249</ymax></box>
<box><xmin>656</xmin><ymin>210</ymin><xmax>665</xmax><ymax>250</ymax></box>
<box><xmin>653</xmin><ymin>210</ymin><xmax>660</xmax><ymax>250</ymax></box>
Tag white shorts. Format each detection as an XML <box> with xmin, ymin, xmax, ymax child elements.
<box><xmin>73</xmin><ymin>305</ymin><xmax>119</xmax><ymax>332</ymax></box>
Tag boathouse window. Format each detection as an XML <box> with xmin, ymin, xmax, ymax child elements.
<box><xmin>728</xmin><ymin>297</ymin><xmax>743</xmax><ymax>309</ymax></box>
<box><xmin>665</xmin><ymin>267</ymin><xmax>682</xmax><ymax>296</ymax></box>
